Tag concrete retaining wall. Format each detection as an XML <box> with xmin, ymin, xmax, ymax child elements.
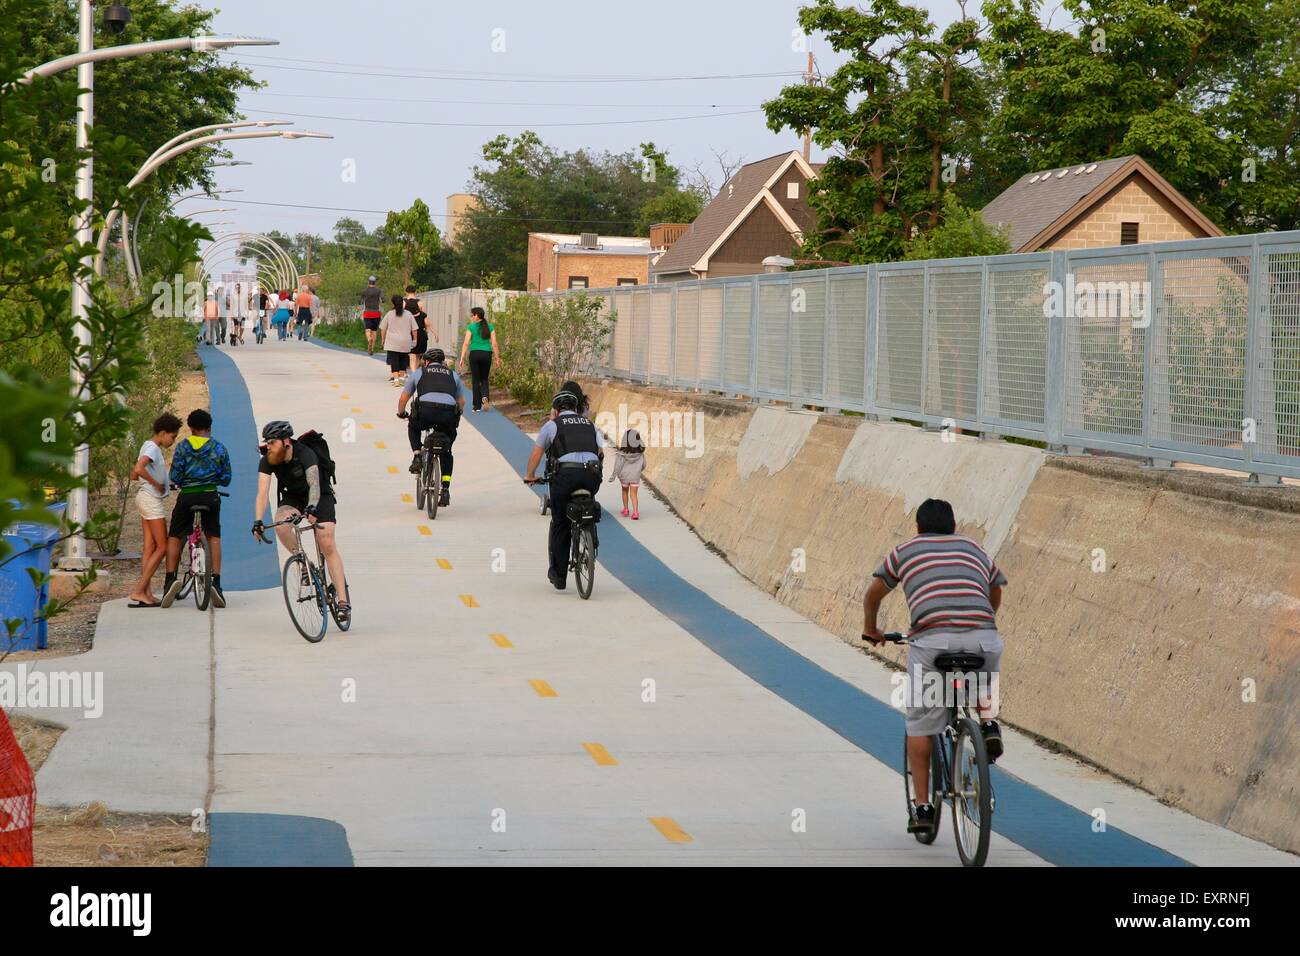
<box><xmin>583</xmin><ymin>379</ymin><xmax>1300</xmax><ymax>854</ymax></box>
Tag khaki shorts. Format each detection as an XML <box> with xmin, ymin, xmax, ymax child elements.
<box><xmin>903</xmin><ymin>628</ymin><xmax>1003</xmax><ymax>736</ymax></box>
<box><xmin>135</xmin><ymin>487</ymin><xmax>167</xmax><ymax>521</ymax></box>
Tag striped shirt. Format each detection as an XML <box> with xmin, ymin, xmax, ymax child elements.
<box><xmin>873</xmin><ymin>534</ymin><xmax>1006</xmax><ymax>634</ymax></box>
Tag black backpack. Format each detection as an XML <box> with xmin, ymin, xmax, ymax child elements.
<box><xmin>295</xmin><ymin>430</ymin><xmax>337</xmax><ymax>493</ymax></box>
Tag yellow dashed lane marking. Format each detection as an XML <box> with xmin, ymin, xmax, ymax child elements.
<box><xmin>582</xmin><ymin>743</ymin><xmax>618</xmax><ymax>766</ymax></box>
<box><xmin>351</xmin><ymin>407</ymin><xmax>362</xmax><ymax>413</ymax></box>
<box><xmin>400</xmin><ymin>493</ymin><xmax>413</xmax><ymax>503</ymax></box>
<box><xmin>417</xmin><ymin>525</ymin><xmax>431</xmax><ymax>536</ymax></box>
<box><xmin>529</xmin><ymin>679</ymin><xmax>557</xmax><ymax>698</ymax></box>
<box><xmin>649</xmin><ymin>818</ymin><xmax>693</xmax><ymax>843</ymax></box>
<box><xmin>330</xmin><ymin>384</ymin><xmax>339</xmax><ymax>388</ymax></box>
<box><xmin>436</xmin><ymin>558</ymin><xmax>452</xmax><ymax>570</ymax></box>
<box><xmin>489</xmin><ymin>633</ymin><xmax>512</xmax><ymax>648</ymax></box>
<box><xmin>375</xmin><ymin>441</ymin><xmax>386</xmax><ymax>449</ymax></box>
<box><xmin>387</xmin><ymin>466</ymin><xmax>398</xmax><ymax>474</ymax></box>
<box><xmin>361</xmin><ymin>422</ymin><xmax>374</xmax><ymax>430</ymax></box>
<box><xmin>459</xmin><ymin>594</ymin><xmax>479</xmax><ymax>608</ymax></box>
<box><xmin>341</xmin><ymin>394</ymin><xmax>350</xmax><ymax>399</ymax></box>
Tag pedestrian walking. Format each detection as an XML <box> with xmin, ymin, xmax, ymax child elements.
<box><xmin>457</xmin><ymin>306</ymin><xmax>500</xmax><ymax>411</ymax></box>
<box><xmin>379</xmin><ymin>294</ymin><xmax>417</xmax><ymax>386</ymax></box>
<box><xmin>127</xmin><ymin>412</ymin><xmax>183</xmax><ymax>607</ymax></box>
<box><xmin>406</xmin><ymin>285</ymin><xmax>431</xmax><ymax>372</ymax></box>
<box><xmin>360</xmin><ymin>276</ymin><xmax>384</xmax><ymax>355</ymax></box>
<box><xmin>202</xmin><ymin>292</ymin><xmax>219</xmax><ymax>346</ymax></box>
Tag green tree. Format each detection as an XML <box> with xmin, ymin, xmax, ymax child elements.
<box><xmin>383</xmin><ymin>199</ymin><xmax>441</xmax><ymax>287</ymax></box>
<box><xmin>979</xmin><ymin>0</ymin><xmax>1299</xmax><ymax>233</ymax></box>
<box><xmin>457</xmin><ymin>132</ymin><xmax>698</xmax><ymax>288</ymax></box>
<box><xmin>903</xmin><ymin>193</ymin><xmax>1010</xmax><ymax>260</ymax></box>
<box><xmin>763</xmin><ymin>0</ymin><xmax>986</xmax><ymax>264</ymax></box>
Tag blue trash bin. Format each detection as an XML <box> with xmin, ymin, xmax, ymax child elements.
<box><xmin>0</xmin><ymin>502</ymin><xmax>66</xmax><ymax>652</ymax></box>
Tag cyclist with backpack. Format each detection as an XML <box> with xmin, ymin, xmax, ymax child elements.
<box><xmin>251</xmin><ymin>421</ymin><xmax>350</xmax><ymax>626</ymax></box>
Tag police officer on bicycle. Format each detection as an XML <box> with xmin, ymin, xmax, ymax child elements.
<box><xmin>398</xmin><ymin>348</ymin><xmax>465</xmax><ymax>507</ymax></box>
<box><xmin>524</xmin><ymin>389</ymin><xmax>604</xmax><ymax>590</ymax></box>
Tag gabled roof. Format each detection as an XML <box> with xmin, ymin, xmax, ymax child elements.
<box><xmin>981</xmin><ymin>154</ymin><xmax>1223</xmax><ymax>252</ymax></box>
<box><xmin>652</xmin><ymin>151</ymin><xmax>815</xmax><ymax>275</ymax></box>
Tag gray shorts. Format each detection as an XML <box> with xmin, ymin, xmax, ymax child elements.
<box><xmin>903</xmin><ymin>628</ymin><xmax>1003</xmax><ymax>736</ymax></box>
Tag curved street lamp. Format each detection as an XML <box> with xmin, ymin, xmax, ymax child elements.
<box><xmin>203</xmin><ymin>232</ymin><xmax>299</xmax><ymax>288</ymax></box>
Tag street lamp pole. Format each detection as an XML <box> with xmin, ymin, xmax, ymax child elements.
<box><xmin>52</xmin><ymin>3</ymin><xmax>278</xmax><ymax>569</ymax></box>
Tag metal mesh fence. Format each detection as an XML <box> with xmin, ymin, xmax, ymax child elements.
<box><xmin>421</xmin><ymin>230</ymin><xmax>1300</xmax><ymax>478</ymax></box>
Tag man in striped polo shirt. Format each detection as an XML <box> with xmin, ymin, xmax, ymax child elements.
<box><xmin>862</xmin><ymin>498</ymin><xmax>1006</xmax><ymax>833</ymax></box>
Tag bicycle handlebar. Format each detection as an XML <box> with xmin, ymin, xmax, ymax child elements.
<box><xmin>253</xmin><ymin>511</ymin><xmax>318</xmax><ymax>544</ymax></box>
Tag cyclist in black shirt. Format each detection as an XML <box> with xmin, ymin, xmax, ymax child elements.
<box><xmin>252</xmin><ymin>421</ymin><xmax>350</xmax><ymax>624</ymax></box>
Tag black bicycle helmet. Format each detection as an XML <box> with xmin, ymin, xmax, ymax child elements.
<box><xmin>424</xmin><ymin>347</ymin><xmax>445</xmax><ymax>364</ymax></box>
<box><xmin>261</xmin><ymin>420</ymin><xmax>293</xmax><ymax>441</ymax></box>
<box><xmin>551</xmin><ymin>390</ymin><xmax>579</xmax><ymax>413</ymax></box>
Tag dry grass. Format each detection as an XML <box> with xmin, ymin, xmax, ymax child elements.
<box><xmin>12</xmin><ymin>711</ymin><xmax>208</xmax><ymax>867</ymax></box>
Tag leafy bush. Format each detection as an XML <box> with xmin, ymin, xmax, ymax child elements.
<box><xmin>488</xmin><ymin>293</ymin><xmax>613</xmax><ymax>408</ymax></box>
<box><xmin>314</xmin><ymin>318</ymin><xmax>368</xmax><ymax>351</ymax></box>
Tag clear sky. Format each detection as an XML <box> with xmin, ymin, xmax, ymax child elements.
<box><xmin>199</xmin><ymin>0</ymin><xmax>974</xmax><ymax>265</ymax></box>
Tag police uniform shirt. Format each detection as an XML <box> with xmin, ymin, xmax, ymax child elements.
<box><xmin>402</xmin><ymin>365</ymin><xmax>464</xmax><ymax>406</ymax></box>
<box><xmin>535</xmin><ymin>411</ymin><xmax>604</xmax><ymax>464</ymax></box>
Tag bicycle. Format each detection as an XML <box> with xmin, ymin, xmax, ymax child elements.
<box><xmin>525</xmin><ymin>475</ymin><xmax>599</xmax><ymax>599</ymax></box>
<box><xmin>883</xmin><ymin>632</ymin><xmax>995</xmax><ymax>867</ymax></box>
<box><xmin>412</xmin><ymin>423</ymin><xmax>452</xmax><ymax>520</ymax></box>
<box><xmin>173</xmin><ymin>491</ymin><xmax>228</xmax><ymax>611</ymax></box>
<box><xmin>257</xmin><ymin>512</ymin><xmax>352</xmax><ymax>643</ymax></box>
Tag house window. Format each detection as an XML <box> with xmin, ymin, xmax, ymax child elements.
<box><xmin>1120</xmin><ymin>222</ymin><xmax>1140</xmax><ymax>245</ymax></box>
<box><xmin>786</xmin><ymin>181</ymin><xmax>799</xmax><ymax>200</ymax></box>
<box><xmin>567</xmin><ymin>276</ymin><xmax>589</xmax><ymax>289</ymax></box>
<box><xmin>616</xmin><ymin>277</ymin><xmax>638</xmax><ymax>286</ymax></box>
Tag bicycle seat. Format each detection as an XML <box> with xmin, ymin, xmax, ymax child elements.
<box><xmin>570</xmin><ymin>489</ymin><xmax>592</xmax><ymax>497</ymax></box>
<box><xmin>190</xmin><ymin>504</ymin><xmax>211</xmax><ymax>513</ymax></box>
<box><xmin>933</xmin><ymin>652</ymin><xmax>985</xmax><ymax>671</ymax></box>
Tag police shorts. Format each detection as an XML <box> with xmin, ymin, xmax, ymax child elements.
<box><xmin>903</xmin><ymin>628</ymin><xmax>1002</xmax><ymax>736</ymax></box>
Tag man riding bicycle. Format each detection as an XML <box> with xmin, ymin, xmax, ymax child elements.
<box><xmin>397</xmin><ymin>348</ymin><xmax>465</xmax><ymax>508</ymax></box>
<box><xmin>861</xmin><ymin>498</ymin><xmax>1005</xmax><ymax>834</ymax></box>
<box><xmin>524</xmin><ymin>389</ymin><xmax>604</xmax><ymax>591</ymax></box>
<box><xmin>160</xmin><ymin>409</ymin><xmax>232</xmax><ymax>608</ymax></box>
<box><xmin>251</xmin><ymin>421</ymin><xmax>351</xmax><ymax>627</ymax></box>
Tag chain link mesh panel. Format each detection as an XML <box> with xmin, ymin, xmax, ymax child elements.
<box><xmin>982</xmin><ymin>266</ymin><xmax>1049</xmax><ymax>430</ymax></box>
<box><xmin>1064</xmin><ymin>260</ymin><xmax>1149</xmax><ymax>441</ymax></box>
<box><xmin>790</xmin><ymin>273</ymin><xmax>827</xmax><ymax>402</ymax></box>
<box><xmin>1259</xmin><ymin>249</ymin><xmax>1300</xmax><ymax>462</ymax></box>
<box><xmin>924</xmin><ymin>269</ymin><xmax>982</xmax><ymax>422</ymax></box>
<box><xmin>722</xmin><ymin>282</ymin><xmax>753</xmax><ymax>392</ymax></box>
<box><xmin>827</xmin><ymin>273</ymin><xmax>867</xmax><ymax>410</ymax></box>
<box><xmin>876</xmin><ymin>271</ymin><xmax>925</xmax><ymax>411</ymax></box>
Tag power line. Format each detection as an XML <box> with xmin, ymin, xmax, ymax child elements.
<box><xmin>222</xmin><ymin>197</ymin><xmax>641</xmax><ymax>227</ymax></box>
<box><xmin>240</xmin><ymin>90</ymin><xmax>759</xmax><ymax>109</ymax></box>
<box><xmin>238</xmin><ymin>107</ymin><xmax>762</xmax><ymax>128</ymax></box>
<box><xmin>221</xmin><ymin>56</ymin><xmax>802</xmax><ymax>84</ymax></box>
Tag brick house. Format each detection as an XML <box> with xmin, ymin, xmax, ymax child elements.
<box><xmin>981</xmin><ymin>154</ymin><xmax>1223</xmax><ymax>252</ymax></box>
<box><xmin>651</xmin><ymin>150</ymin><xmax>819</xmax><ymax>283</ymax></box>
<box><xmin>526</xmin><ymin>232</ymin><xmax>653</xmax><ymax>291</ymax></box>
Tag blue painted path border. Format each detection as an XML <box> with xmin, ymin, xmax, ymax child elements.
<box><xmin>304</xmin><ymin>338</ymin><xmax>1189</xmax><ymax>866</ymax></box>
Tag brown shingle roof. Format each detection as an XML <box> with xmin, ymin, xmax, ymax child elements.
<box><xmin>980</xmin><ymin>154</ymin><xmax>1223</xmax><ymax>252</ymax></box>
<box><xmin>981</xmin><ymin>156</ymin><xmax>1136</xmax><ymax>251</ymax></box>
<box><xmin>652</xmin><ymin>152</ymin><xmax>800</xmax><ymax>276</ymax></box>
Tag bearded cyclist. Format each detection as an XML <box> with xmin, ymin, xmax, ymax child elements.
<box><xmin>252</xmin><ymin>421</ymin><xmax>351</xmax><ymax>627</ymax></box>
<box><xmin>397</xmin><ymin>348</ymin><xmax>465</xmax><ymax>508</ymax></box>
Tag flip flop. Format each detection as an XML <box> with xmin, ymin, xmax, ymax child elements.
<box><xmin>127</xmin><ymin>600</ymin><xmax>160</xmax><ymax>609</ymax></box>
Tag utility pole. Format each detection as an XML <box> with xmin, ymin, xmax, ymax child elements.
<box><xmin>803</xmin><ymin>49</ymin><xmax>814</xmax><ymax>163</ymax></box>
<box><xmin>304</xmin><ymin>236</ymin><xmax>312</xmax><ymax>276</ymax></box>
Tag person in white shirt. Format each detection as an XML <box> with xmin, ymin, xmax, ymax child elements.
<box><xmin>128</xmin><ymin>413</ymin><xmax>183</xmax><ymax>607</ymax></box>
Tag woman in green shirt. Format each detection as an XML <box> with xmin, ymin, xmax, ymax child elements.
<box><xmin>457</xmin><ymin>306</ymin><xmax>501</xmax><ymax>411</ymax></box>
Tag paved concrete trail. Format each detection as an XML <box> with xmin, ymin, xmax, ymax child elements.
<box><xmin>11</xmin><ymin>335</ymin><xmax>1295</xmax><ymax>866</ymax></box>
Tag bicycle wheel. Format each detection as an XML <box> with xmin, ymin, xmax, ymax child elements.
<box><xmin>902</xmin><ymin>732</ymin><xmax>945</xmax><ymax>845</ymax></box>
<box><xmin>426</xmin><ymin>458</ymin><xmax>441</xmax><ymax>520</ymax></box>
<box><xmin>414</xmin><ymin>455</ymin><xmax>427</xmax><ymax>511</ymax></box>
<box><xmin>282</xmin><ymin>553</ymin><xmax>327</xmax><ymax>643</ymax></box>
<box><xmin>574</xmin><ymin>526</ymin><xmax>595</xmax><ymax>599</ymax></box>
<box><xmin>192</xmin><ymin>535</ymin><xmax>212</xmax><ymax>611</ymax></box>
<box><xmin>951</xmin><ymin>717</ymin><xmax>992</xmax><ymax>867</ymax></box>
